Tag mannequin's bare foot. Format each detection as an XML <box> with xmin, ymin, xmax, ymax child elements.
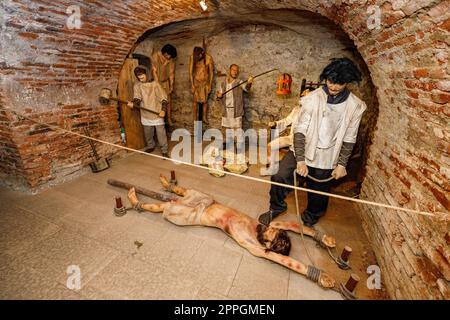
<box><xmin>159</xmin><ymin>174</ymin><xmax>171</xmax><ymax>190</ymax></box>
<box><xmin>322</xmin><ymin>235</ymin><xmax>336</xmax><ymax>248</ymax></box>
<box><xmin>319</xmin><ymin>272</ymin><xmax>335</xmax><ymax>288</ymax></box>
<box><xmin>127</xmin><ymin>187</ymin><xmax>139</xmax><ymax>207</ymax></box>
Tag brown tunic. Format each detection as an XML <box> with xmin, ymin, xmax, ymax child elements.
<box><xmin>151</xmin><ymin>51</ymin><xmax>175</xmax><ymax>94</ymax></box>
<box><xmin>189</xmin><ymin>53</ymin><xmax>213</xmax><ymax>103</ymax></box>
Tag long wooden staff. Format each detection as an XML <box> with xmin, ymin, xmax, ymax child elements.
<box><xmin>107</xmin><ymin>179</ymin><xmax>178</xmax><ymax>202</ymax></box>
<box><xmin>217</xmin><ymin>68</ymin><xmax>279</xmax><ymax>100</ymax></box>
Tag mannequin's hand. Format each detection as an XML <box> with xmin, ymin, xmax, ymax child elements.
<box><xmin>159</xmin><ymin>111</ymin><xmax>166</xmax><ymax>118</ymax></box>
<box><xmin>332</xmin><ymin>165</ymin><xmax>347</xmax><ymax>180</ymax></box>
<box><xmin>296</xmin><ymin>161</ymin><xmax>308</xmax><ymax>177</ymax></box>
<box><xmin>248</xmin><ymin>75</ymin><xmax>254</xmax><ymax>84</ymax></box>
<box><xmin>132</xmin><ymin>98</ymin><xmax>141</xmax><ymax>109</ymax></box>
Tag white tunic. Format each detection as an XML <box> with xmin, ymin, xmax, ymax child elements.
<box><xmin>294</xmin><ymin>88</ymin><xmax>367</xmax><ymax>169</ymax></box>
<box><xmin>221</xmin><ymin>81</ymin><xmax>244</xmax><ymax>129</ymax></box>
<box><xmin>306</xmin><ymin>102</ymin><xmax>346</xmax><ymax>169</ymax></box>
<box><xmin>133</xmin><ymin>81</ymin><xmax>166</xmax><ymax>126</ymax></box>
<box><xmin>141</xmin><ymin>117</ymin><xmax>164</xmax><ymax>126</ymax></box>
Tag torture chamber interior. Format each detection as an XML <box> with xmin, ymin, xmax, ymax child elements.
<box><xmin>0</xmin><ymin>1</ymin><xmax>448</xmax><ymax>300</ymax></box>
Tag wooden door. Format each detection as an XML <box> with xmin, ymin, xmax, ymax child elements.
<box><xmin>118</xmin><ymin>58</ymin><xmax>146</xmax><ymax>150</ymax></box>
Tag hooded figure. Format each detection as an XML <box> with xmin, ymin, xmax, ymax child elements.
<box><xmin>129</xmin><ymin>65</ymin><xmax>169</xmax><ymax>157</ymax></box>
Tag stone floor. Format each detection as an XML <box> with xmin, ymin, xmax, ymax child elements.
<box><xmin>0</xmin><ymin>149</ymin><xmax>387</xmax><ymax>300</ymax></box>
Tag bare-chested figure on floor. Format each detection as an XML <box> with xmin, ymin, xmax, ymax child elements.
<box><xmin>127</xmin><ymin>174</ymin><xmax>337</xmax><ymax>289</ymax></box>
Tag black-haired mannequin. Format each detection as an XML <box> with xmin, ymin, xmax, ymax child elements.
<box><xmin>259</xmin><ymin>58</ymin><xmax>367</xmax><ymax>227</ymax></box>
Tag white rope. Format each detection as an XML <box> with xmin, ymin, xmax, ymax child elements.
<box><xmin>293</xmin><ymin>172</ymin><xmax>316</xmax><ymax>267</ymax></box>
<box><xmin>5</xmin><ymin>107</ymin><xmax>447</xmax><ymax>220</ymax></box>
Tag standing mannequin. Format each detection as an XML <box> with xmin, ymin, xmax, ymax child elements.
<box><xmin>189</xmin><ymin>46</ymin><xmax>214</xmax><ymax>124</ymax></box>
<box><xmin>151</xmin><ymin>44</ymin><xmax>177</xmax><ymax>126</ymax></box>
<box><xmin>128</xmin><ymin>65</ymin><xmax>169</xmax><ymax>158</ymax></box>
<box><xmin>259</xmin><ymin>58</ymin><xmax>367</xmax><ymax>227</ymax></box>
<box><xmin>216</xmin><ymin>64</ymin><xmax>253</xmax><ymax>155</ymax></box>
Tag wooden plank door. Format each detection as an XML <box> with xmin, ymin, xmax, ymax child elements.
<box><xmin>118</xmin><ymin>58</ymin><xmax>146</xmax><ymax>150</ymax></box>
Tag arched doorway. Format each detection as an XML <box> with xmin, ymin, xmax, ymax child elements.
<box><xmin>119</xmin><ymin>9</ymin><xmax>379</xmax><ymax>191</ymax></box>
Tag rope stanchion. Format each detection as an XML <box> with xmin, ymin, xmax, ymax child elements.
<box><xmin>3</xmin><ymin>107</ymin><xmax>447</xmax><ymax>220</ymax></box>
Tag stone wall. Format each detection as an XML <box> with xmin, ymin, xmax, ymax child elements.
<box><xmin>134</xmin><ymin>13</ymin><xmax>378</xmax><ymax>181</ymax></box>
<box><xmin>134</xmin><ymin>19</ymin><xmax>377</xmax><ymax>142</ymax></box>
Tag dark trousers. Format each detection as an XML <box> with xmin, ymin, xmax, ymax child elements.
<box><xmin>269</xmin><ymin>151</ymin><xmax>333</xmax><ymax>226</ymax></box>
<box><xmin>197</xmin><ymin>102</ymin><xmax>203</xmax><ymax>121</ymax></box>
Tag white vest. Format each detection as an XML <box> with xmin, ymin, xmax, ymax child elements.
<box><xmin>294</xmin><ymin>88</ymin><xmax>367</xmax><ymax>168</ymax></box>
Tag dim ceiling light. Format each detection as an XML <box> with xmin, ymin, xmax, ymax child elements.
<box><xmin>199</xmin><ymin>0</ymin><xmax>208</xmax><ymax>11</ymax></box>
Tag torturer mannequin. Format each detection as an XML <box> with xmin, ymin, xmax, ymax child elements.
<box><xmin>259</xmin><ymin>58</ymin><xmax>367</xmax><ymax>227</ymax></box>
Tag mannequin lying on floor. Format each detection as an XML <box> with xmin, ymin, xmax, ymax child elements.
<box><xmin>127</xmin><ymin>174</ymin><xmax>337</xmax><ymax>288</ymax></box>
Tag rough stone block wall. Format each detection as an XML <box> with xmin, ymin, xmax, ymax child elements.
<box><xmin>0</xmin><ymin>0</ymin><xmax>448</xmax><ymax>299</ymax></box>
<box><xmin>134</xmin><ymin>19</ymin><xmax>377</xmax><ymax>137</ymax></box>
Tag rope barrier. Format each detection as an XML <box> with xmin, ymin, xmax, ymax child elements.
<box><xmin>4</xmin><ymin>107</ymin><xmax>447</xmax><ymax>220</ymax></box>
<box><xmin>293</xmin><ymin>171</ymin><xmax>315</xmax><ymax>266</ymax></box>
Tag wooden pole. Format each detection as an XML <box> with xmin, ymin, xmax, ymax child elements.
<box><xmin>107</xmin><ymin>179</ymin><xmax>178</xmax><ymax>202</ymax></box>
